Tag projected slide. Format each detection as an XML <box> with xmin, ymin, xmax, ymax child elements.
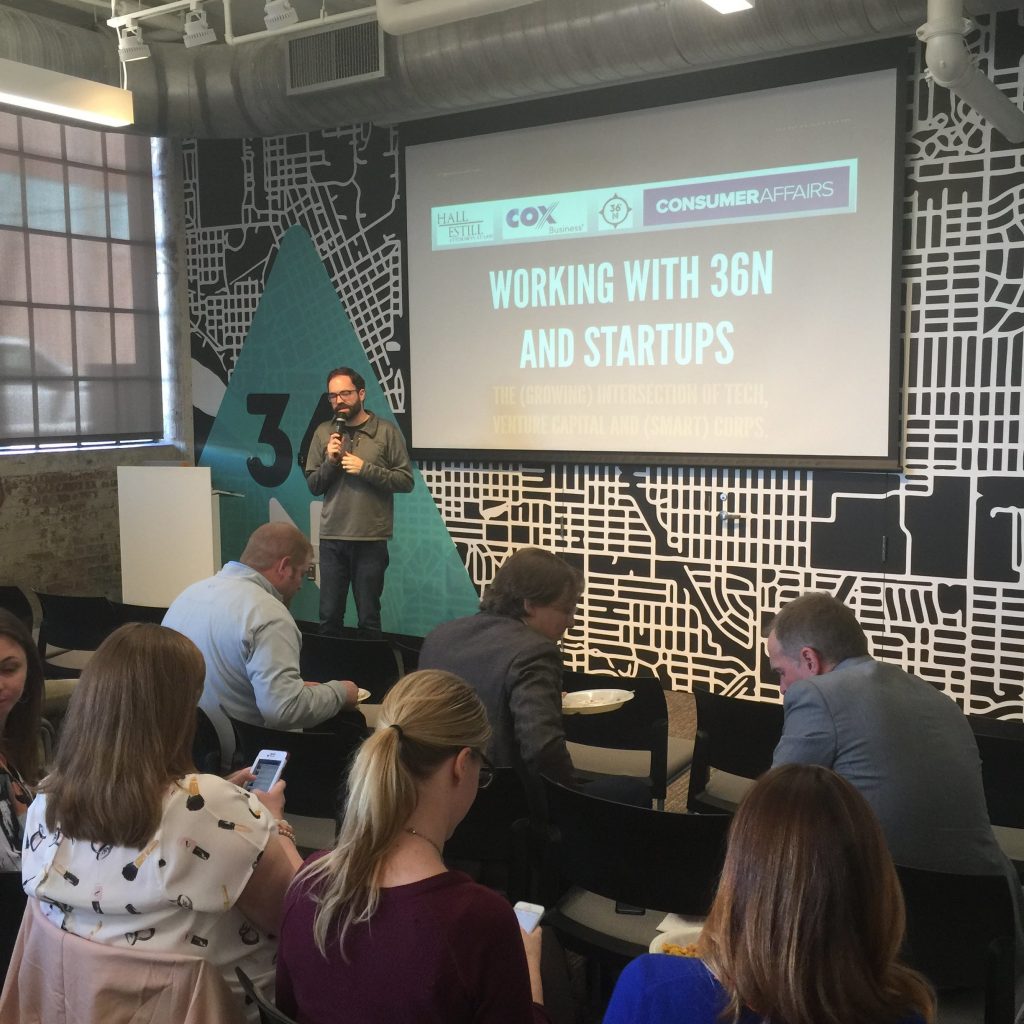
<box><xmin>406</xmin><ymin>69</ymin><xmax>899</xmax><ymax>465</ymax></box>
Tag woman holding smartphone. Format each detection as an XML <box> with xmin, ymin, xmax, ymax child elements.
<box><xmin>276</xmin><ymin>669</ymin><xmax>549</xmax><ymax>1023</ymax></box>
<box><xmin>16</xmin><ymin>623</ymin><xmax>302</xmax><ymax>1012</ymax></box>
<box><xmin>604</xmin><ymin>763</ymin><xmax>934</xmax><ymax>1024</ymax></box>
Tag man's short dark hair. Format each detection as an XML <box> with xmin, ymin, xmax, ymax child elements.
<box><xmin>481</xmin><ymin>548</ymin><xmax>583</xmax><ymax>620</ymax></box>
<box><xmin>768</xmin><ymin>592</ymin><xmax>869</xmax><ymax>664</ymax></box>
<box><xmin>326</xmin><ymin>366</ymin><xmax>365</xmax><ymax>391</ymax></box>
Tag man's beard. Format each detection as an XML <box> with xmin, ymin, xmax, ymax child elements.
<box><xmin>339</xmin><ymin>396</ymin><xmax>363</xmax><ymax>420</ymax></box>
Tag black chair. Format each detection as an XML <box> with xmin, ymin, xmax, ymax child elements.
<box><xmin>34</xmin><ymin>591</ymin><xmax>120</xmax><ymax>678</ymax></box>
<box><xmin>540</xmin><ymin>775</ymin><xmax>730</xmax><ymax>965</ymax></box>
<box><xmin>562</xmin><ymin>671</ymin><xmax>693</xmax><ymax>810</ymax></box>
<box><xmin>299</xmin><ymin>632</ymin><xmax>402</xmax><ymax>702</ymax></box>
<box><xmin>192</xmin><ymin>707</ymin><xmax>222</xmax><ymax>775</ymax></box>
<box><xmin>686</xmin><ymin>688</ymin><xmax>784</xmax><ymax>814</ymax></box>
<box><xmin>391</xmin><ymin>636</ymin><xmax>422</xmax><ymax>676</ymax></box>
<box><xmin>896</xmin><ymin>864</ymin><xmax>1017</xmax><ymax>1024</ymax></box>
<box><xmin>38</xmin><ymin>717</ymin><xmax>56</xmax><ymax>765</ymax></box>
<box><xmin>236</xmin><ymin>967</ymin><xmax>298</xmax><ymax>1024</ymax></box>
<box><xmin>228</xmin><ymin>716</ymin><xmax>368</xmax><ymax>849</ymax></box>
<box><xmin>0</xmin><ymin>584</ymin><xmax>38</xmax><ymax>633</ymax></box>
<box><xmin>969</xmin><ymin>715</ymin><xmax>1024</xmax><ymax>881</ymax></box>
<box><xmin>109</xmin><ymin>599</ymin><xmax>169</xmax><ymax>625</ymax></box>
<box><xmin>444</xmin><ymin>765</ymin><xmax>534</xmax><ymax>904</ymax></box>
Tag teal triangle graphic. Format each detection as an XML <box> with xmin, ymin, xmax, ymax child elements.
<box><xmin>198</xmin><ymin>225</ymin><xmax>479</xmax><ymax>634</ymax></box>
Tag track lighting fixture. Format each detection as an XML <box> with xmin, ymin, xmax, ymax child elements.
<box><xmin>264</xmin><ymin>0</ymin><xmax>299</xmax><ymax>31</ymax></box>
<box><xmin>117</xmin><ymin>23</ymin><xmax>151</xmax><ymax>62</ymax></box>
<box><xmin>183</xmin><ymin>7</ymin><xmax>217</xmax><ymax>48</ymax></box>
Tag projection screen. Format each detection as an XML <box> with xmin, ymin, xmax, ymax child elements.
<box><xmin>404</xmin><ymin>66</ymin><xmax>902</xmax><ymax>468</ymax></box>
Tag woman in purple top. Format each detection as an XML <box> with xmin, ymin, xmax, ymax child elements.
<box><xmin>605</xmin><ymin>764</ymin><xmax>935</xmax><ymax>1024</ymax></box>
<box><xmin>276</xmin><ymin>669</ymin><xmax>548</xmax><ymax>1023</ymax></box>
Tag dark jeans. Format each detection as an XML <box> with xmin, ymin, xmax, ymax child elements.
<box><xmin>319</xmin><ymin>538</ymin><xmax>389</xmax><ymax>638</ymax></box>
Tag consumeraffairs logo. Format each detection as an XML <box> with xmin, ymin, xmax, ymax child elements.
<box><xmin>644</xmin><ymin>163</ymin><xmax>854</xmax><ymax>227</ymax></box>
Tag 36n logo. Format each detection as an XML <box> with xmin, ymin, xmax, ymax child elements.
<box><xmin>505</xmin><ymin>203</ymin><xmax>558</xmax><ymax>228</ymax></box>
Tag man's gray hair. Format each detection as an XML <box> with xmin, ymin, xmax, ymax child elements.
<box><xmin>768</xmin><ymin>592</ymin><xmax>869</xmax><ymax>663</ymax></box>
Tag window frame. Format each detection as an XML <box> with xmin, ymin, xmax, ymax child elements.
<box><xmin>0</xmin><ymin>110</ymin><xmax>165</xmax><ymax>451</ymax></box>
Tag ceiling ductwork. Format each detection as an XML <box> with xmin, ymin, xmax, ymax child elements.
<box><xmin>3</xmin><ymin>0</ymin><xmax>1012</xmax><ymax>140</ymax></box>
<box><xmin>917</xmin><ymin>0</ymin><xmax>1024</xmax><ymax>142</ymax></box>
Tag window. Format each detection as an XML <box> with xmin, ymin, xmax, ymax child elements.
<box><xmin>0</xmin><ymin>110</ymin><xmax>162</xmax><ymax>449</ymax></box>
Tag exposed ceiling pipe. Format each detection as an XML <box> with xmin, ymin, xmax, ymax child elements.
<box><xmin>108</xmin><ymin>0</ymin><xmax>198</xmax><ymax>28</ymax></box>
<box><xmin>221</xmin><ymin>0</ymin><xmax>375</xmax><ymax>46</ymax></box>
<box><xmin>0</xmin><ymin>1</ymin><xmax>930</xmax><ymax>138</ymax></box>
<box><xmin>0</xmin><ymin>7</ymin><xmax>121</xmax><ymax>91</ymax></box>
<box><xmin>375</xmin><ymin>0</ymin><xmax>542</xmax><ymax>35</ymax></box>
<box><xmin>105</xmin><ymin>0</ymin><xmax>184</xmax><ymax>34</ymax></box>
<box><xmin>917</xmin><ymin>0</ymin><xmax>1024</xmax><ymax>142</ymax></box>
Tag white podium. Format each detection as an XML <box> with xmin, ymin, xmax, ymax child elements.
<box><xmin>117</xmin><ymin>466</ymin><xmax>222</xmax><ymax>607</ymax></box>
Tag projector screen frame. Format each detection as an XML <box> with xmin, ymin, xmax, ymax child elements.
<box><xmin>400</xmin><ymin>40</ymin><xmax>908</xmax><ymax>471</ymax></box>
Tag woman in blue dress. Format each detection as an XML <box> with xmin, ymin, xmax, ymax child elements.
<box><xmin>605</xmin><ymin>763</ymin><xmax>934</xmax><ymax>1024</ymax></box>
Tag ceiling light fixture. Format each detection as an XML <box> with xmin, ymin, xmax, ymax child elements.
<box><xmin>0</xmin><ymin>57</ymin><xmax>134</xmax><ymax>127</ymax></box>
<box><xmin>375</xmin><ymin>0</ymin><xmax>543</xmax><ymax>35</ymax></box>
<box><xmin>117</xmin><ymin>23</ymin><xmax>152</xmax><ymax>62</ymax></box>
<box><xmin>264</xmin><ymin>0</ymin><xmax>299</xmax><ymax>31</ymax></box>
<box><xmin>699</xmin><ymin>0</ymin><xmax>754</xmax><ymax>12</ymax></box>
<box><xmin>183</xmin><ymin>7</ymin><xmax>217</xmax><ymax>47</ymax></box>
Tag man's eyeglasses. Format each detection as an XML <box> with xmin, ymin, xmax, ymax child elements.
<box><xmin>477</xmin><ymin>753</ymin><xmax>495</xmax><ymax>790</ymax></box>
<box><xmin>327</xmin><ymin>390</ymin><xmax>358</xmax><ymax>401</ymax></box>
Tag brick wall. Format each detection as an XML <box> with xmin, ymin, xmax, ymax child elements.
<box><xmin>0</xmin><ymin>447</ymin><xmax>188</xmax><ymax>598</ymax></box>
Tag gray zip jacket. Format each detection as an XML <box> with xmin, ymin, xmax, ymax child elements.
<box><xmin>305</xmin><ymin>412</ymin><xmax>413</xmax><ymax>540</ymax></box>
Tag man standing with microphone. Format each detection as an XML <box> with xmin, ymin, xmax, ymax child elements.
<box><xmin>305</xmin><ymin>366</ymin><xmax>413</xmax><ymax>638</ymax></box>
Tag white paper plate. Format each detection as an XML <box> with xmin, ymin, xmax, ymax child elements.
<box><xmin>561</xmin><ymin>688</ymin><xmax>634</xmax><ymax>715</ymax></box>
<box><xmin>649</xmin><ymin>919</ymin><xmax>704</xmax><ymax>955</ymax></box>
<box><xmin>356</xmin><ymin>687</ymin><xmax>371</xmax><ymax>703</ymax></box>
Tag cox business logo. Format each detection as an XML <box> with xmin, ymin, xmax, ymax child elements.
<box><xmin>505</xmin><ymin>202</ymin><xmax>558</xmax><ymax>228</ymax></box>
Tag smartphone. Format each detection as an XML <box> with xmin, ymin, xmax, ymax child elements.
<box><xmin>513</xmin><ymin>901</ymin><xmax>545</xmax><ymax>933</ymax></box>
<box><xmin>245</xmin><ymin>749</ymin><xmax>288</xmax><ymax>792</ymax></box>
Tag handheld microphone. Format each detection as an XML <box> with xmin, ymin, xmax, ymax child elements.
<box><xmin>330</xmin><ymin>412</ymin><xmax>349</xmax><ymax>461</ymax></box>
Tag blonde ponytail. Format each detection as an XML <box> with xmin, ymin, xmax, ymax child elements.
<box><xmin>296</xmin><ymin>670</ymin><xmax>491</xmax><ymax>957</ymax></box>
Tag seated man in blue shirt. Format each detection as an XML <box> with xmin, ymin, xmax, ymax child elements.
<box><xmin>164</xmin><ymin>522</ymin><xmax>359</xmax><ymax>768</ymax></box>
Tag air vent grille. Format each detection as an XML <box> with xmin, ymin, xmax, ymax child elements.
<box><xmin>287</xmin><ymin>20</ymin><xmax>384</xmax><ymax>94</ymax></box>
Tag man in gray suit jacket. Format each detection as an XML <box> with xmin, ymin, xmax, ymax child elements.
<box><xmin>768</xmin><ymin>591</ymin><xmax>1023</xmax><ymax>996</ymax></box>
<box><xmin>420</xmin><ymin>547</ymin><xmax>647</xmax><ymax>806</ymax></box>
